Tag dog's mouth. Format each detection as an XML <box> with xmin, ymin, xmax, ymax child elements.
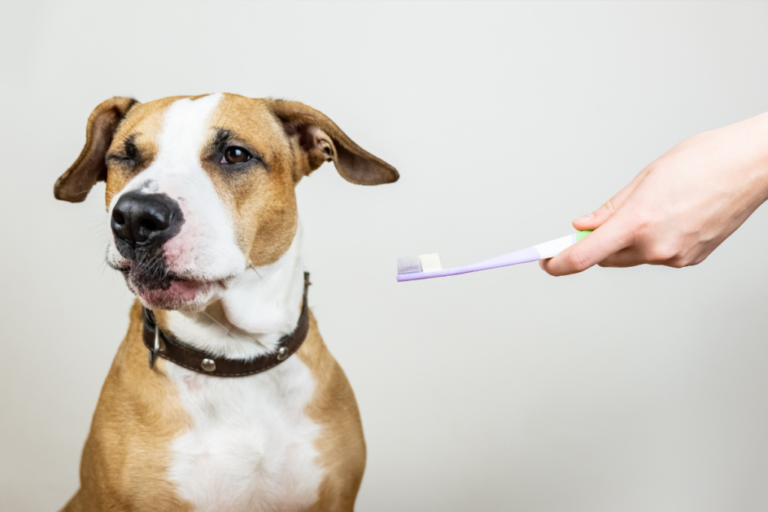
<box><xmin>114</xmin><ymin>263</ymin><xmax>217</xmax><ymax>310</ymax></box>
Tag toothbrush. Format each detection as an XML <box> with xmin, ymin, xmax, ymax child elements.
<box><xmin>396</xmin><ymin>230</ymin><xmax>592</xmax><ymax>282</ymax></box>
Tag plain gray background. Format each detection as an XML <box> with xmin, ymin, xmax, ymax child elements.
<box><xmin>2</xmin><ymin>1</ymin><xmax>768</xmax><ymax>511</ymax></box>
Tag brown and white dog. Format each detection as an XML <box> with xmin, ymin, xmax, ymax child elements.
<box><xmin>54</xmin><ymin>93</ymin><xmax>398</xmax><ymax>511</ymax></box>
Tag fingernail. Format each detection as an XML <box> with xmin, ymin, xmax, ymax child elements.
<box><xmin>574</xmin><ymin>213</ymin><xmax>594</xmax><ymax>223</ymax></box>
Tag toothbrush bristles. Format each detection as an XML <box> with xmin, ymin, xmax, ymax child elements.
<box><xmin>397</xmin><ymin>256</ymin><xmax>422</xmax><ymax>275</ymax></box>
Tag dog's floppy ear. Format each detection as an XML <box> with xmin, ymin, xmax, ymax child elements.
<box><xmin>270</xmin><ymin>99</ymin><xmax>399</xmax><ymax>185</ymax></box>
<box><xmin>54</xmin><ymin>97</ymin><xmax>138</xmax><ymax>202</ymax></box>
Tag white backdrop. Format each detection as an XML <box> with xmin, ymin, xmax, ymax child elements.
<box><xmin>2</xmin><ymin>2</ymin><xmax>768</xmax><ymax>511</ymax></box>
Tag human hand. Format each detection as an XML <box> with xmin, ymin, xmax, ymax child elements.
<box><xmin>541</xmin><ymin>113</ymin><xmax>768</xmax><ymax>276</ymax></box>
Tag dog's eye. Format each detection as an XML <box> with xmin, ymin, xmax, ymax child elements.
<box><xmin>222</xmin><ymin>146</ymin><xmax>252</xmax><ymax>165</ymax></box>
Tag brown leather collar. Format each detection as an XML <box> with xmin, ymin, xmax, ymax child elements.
<box><xmin>142</xmin><ymin>272</ymin><xmax>310</xmax><ymax>377</ymax></box>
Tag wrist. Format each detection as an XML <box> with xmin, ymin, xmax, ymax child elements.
<box><xmin>755</xmin><ymin>112</ymin><xmax>768</xmax><ymax>167</ymax></box>
<box><xmin>738</xmin><ymin>112</ymin><xmax>768</xmax><ymax>204</ymax></box>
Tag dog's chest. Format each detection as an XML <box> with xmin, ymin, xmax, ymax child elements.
<box><xmin>166</xmin><ymin>358</ymin><xmax>323</xmax><ymax>512</ymax></box>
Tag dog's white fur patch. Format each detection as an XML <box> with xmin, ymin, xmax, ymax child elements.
<box><xmin>165</xmin><ymin>229</ymin><xmax>321</xmax><ymax>511</ymax></box>
<box><xmin>164</xmin><ymin>228</ymin><xmax>306</xmax><ymax>360</ymax></box>
<box><xmin>110</xmin><ymin>95</ymin><xmax>323</xmax><ymax>509</ymax></box>
<box><xmin>166</xmin><ymin>354</ymin><xmax>322</xmax><ymax>512</ymax></box>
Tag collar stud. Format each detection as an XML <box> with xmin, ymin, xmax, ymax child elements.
<box><xmin>201</xmin><ymin>358</ymin><xmax>216</xmax><ymax>372</ymax></box>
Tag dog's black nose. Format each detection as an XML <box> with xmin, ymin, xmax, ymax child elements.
<box><xmin>111</xmin><ymin>192</ymin><xmax>183</xmax><ymax>250</ymax></box>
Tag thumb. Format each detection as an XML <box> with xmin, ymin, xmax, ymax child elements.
<box><xmin>540</xmin><ymin>218</ymin><xmax>632</xmax><ymax>276</ymax></box>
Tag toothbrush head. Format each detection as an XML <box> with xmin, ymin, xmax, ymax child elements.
<box><xmin>396</xmin><ymin>253</ymin><xmax>442</xmax><ymax>276</ymax></box>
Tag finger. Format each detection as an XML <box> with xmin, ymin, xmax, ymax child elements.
<box><xmin>540</xmin><ymin>218</ymin><xmax>633</xmax><ymax>276</ymax></box>
<box><xmin>595</xmin><ymin>246</ymin><xmax>645</xmax><ymax>268</ymax></box>
<box><xmin>598</xmin><ymin>239</ymin><xmax>715</xmax><ymax>269</ymax></box>
<box><xmin>572</xmin><ymin>168</ymin><xmax>651</xmax><ymax>231</ymax></box>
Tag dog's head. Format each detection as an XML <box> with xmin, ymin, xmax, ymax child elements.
<box><xmin>55</xmin><ymin>93</ymin><xmax>397</xmax><ymax>310</ymax></box>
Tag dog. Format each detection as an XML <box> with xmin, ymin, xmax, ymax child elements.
<box><xmin>54</xmin><ymin>93</ymin><xmax>398</xmax><ymax>511</ymax></box>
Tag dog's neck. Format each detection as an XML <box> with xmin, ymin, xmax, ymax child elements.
<box><xmin>162</xmin><ymin>226</ymin><xmax>306</xmax><ymax>361</ymax></box>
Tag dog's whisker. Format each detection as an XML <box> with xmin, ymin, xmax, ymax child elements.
<box><xmin>200</xmin><ymin>309</ymin><xmax>233</xmax><ymax>338</ymax></box>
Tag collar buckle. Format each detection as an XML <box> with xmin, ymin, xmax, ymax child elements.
<box><xmin>148</xmin><ymin>324</ymin><xmax>160</xmax><ymax>368</ymax></box>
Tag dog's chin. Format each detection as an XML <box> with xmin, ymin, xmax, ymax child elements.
<box><xmin>136</xmin><ymin>279</ymin><xmax>215</xmax><ymax>310</ymax></box>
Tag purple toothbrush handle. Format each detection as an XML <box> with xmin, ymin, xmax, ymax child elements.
<box><xmin>396</xmin><ymin>246</ymin><xmax>540</xmax><ymax>282</ymax></box>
